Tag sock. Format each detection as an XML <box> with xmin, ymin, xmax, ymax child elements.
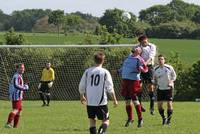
<box><xmin>98</xmin><ymin>124</ymin><xmax>108</xmax><ymax>134</ymax></box>
<box><xmin>7</xmin><ymin>112</ymin><xmax>16</xmax><ymax>124</ymax></box>
<box><xmin>135</xmin><ymin>104</ymin><xmax>142</xmax><ymax>120</ymax></box>
<box><xmin>46</xmin><ymin>95</ymin><xmax>50</xmax><ymax>105</ymax></box>
<box><xmin>39</xmin><ymin>93</ymin><xmax>46</xmax><ymax>105</ymax></box>
<box><xmin>89</xmin><ymin>127</ymin><xmax>96</xmax><ymax>134</ymax></box>
<box><xmin>167</xmin><ymin>109</ymin><xmax>173</xmax><ymax>121</ymax></box>
<box><xmin>138</xmin><ymin>92</ymin><xmax>143</xmax><ymax>106</ymax></box>
<box><xmin>159</xmin><ymin>108</ymin><xmax>165</xmax><ymax>119</ymax></box>
<box><xmin>13</xmin><ymin>114</ymin><xmax>20</xmax><ymax>128</ymax></box>
<box><xmin>126</xmin><ymin>105</ymin><xmax>133</xmax><ymax>120</ymax></box>
<box><xmin>149</xmin><ymin>92</ymin><xmax>155</xmax><ymax>110</ymax></box>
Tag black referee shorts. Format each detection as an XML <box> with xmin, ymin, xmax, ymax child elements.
<box><xmin>157</xmin><ymin>89</ymin><xmax>173</xmax><ymax>101</ymax></box>
<box><xmin>39</xmin><ymin>81</ymin><xmax>50</xmax><ymax>94</ymax></box>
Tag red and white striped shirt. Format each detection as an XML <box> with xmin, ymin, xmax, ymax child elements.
<box><xmin>9</xmin><ymin>73</ymin><xmax>25</xmax><ymax>101</ymax></box>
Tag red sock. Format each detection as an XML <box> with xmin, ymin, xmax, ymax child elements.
<box><xmin>7</xmin><ymin>112</ymin><xmax>16</xmax><ymax>124</ymax></box>
<box><xmin>135</xmin><ymin>104</ymin><xmax>142</xmax><ymax>120</ymax></box>
<box><xmin>14</xmin><ymin>114</ymin><xmax>20</xmax><ymax>128</ymax></box>
<box><xmin>126</xmin><ymin>105</ymin><xmax>133</xmax><ymax>120</ymax></box>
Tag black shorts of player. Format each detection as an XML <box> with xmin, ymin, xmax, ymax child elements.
<box><xmin>87</xmin><ymin>105</ymin><xmax>109</xmax><ymax>120</ymax></box>
<box><xmin>141</xmin><ymin>65</ymin><xmax>153</xmax><ymax>84</ymax></box>
<box><xmin>157</xmin><ymin>89</ymin><xmax>173</xmax><ymax>101</ymax></box>
<box><xmin>39</xmin><ymin>81</ymin><xmax>50</xmax><ymax>94</ymax></box>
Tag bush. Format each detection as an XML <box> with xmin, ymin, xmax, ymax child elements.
<box><xmin>4</xmin><ymin>27</ymin><xmax>25</xmax><ymax>45</ymax></box>
<box><xmin>190</xmin><ymin>28</ymin><xmax>200</xmax><ymax>39</ymax></box>
<box><xmin>146</xmin><ymin>21</ymin><xmax>196</xmax><ymax>39</ymax></box>
<box><xmin>174</xmin><ymin>60</ymin><xmax>200</xmax><ymax>101</ymax></box>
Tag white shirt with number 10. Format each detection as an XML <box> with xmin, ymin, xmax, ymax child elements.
<box><xmin>79</xmin><ymin>66</ymin><xmax>114</xmax><ymax>106</ymax></box>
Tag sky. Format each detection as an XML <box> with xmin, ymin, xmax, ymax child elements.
<box><xmin>0</xmin><ymin>0</ymin><xmax>200</xmax><ymax>17</ymax></box>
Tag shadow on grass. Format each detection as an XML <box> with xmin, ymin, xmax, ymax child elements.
<box><xmin>51</xmin><ymin>128</ymin><xmax>88</xmax><ymax>132</ymax></box>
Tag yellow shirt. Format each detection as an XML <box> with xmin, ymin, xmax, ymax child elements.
<box><xmin>40</xmin><ymin>67</ymin><xmax>55</xmax><ymax>82</ymax></box>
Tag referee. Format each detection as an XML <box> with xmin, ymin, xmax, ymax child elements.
<box><xmin>38</xmin><ymin>62</ymin><xmax>55</xmax><ymax>106</ymax></box>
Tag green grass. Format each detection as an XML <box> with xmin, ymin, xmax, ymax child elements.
<box><xmin>0</xmin><ymin>101</ymin><xmax>200</xmax><ymax>134</ymax></box>
<box><xmin>151</xmin><ymin>39</ymin><xmax>200</xmax><ymax>66</ymax></box>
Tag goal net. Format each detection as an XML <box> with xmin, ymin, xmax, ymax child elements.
<box><xmin>0</xmin><ymin>45</ymin><xmax>149</xmax><ymax>101</ymax></box>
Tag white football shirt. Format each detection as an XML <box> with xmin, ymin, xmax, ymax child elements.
<box><xmin>136</xmin><ymin>43</ymin><xmax>156</xmax><ymax>65</ymax></box>
<box><xmin>79</xmin><ymin>66</ymin><xmax>114</xmax><ymax>106</ymax></box>
<box><xmin>153</xmin><ymin>64</ymin><xmax>176</xmax><ymax>90</ymax></box>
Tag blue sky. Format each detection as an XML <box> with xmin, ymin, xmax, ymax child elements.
<box><xmin>0</xmin><ymin>0</ymin><xmax>200</xmax><ymax>17</ymax></box>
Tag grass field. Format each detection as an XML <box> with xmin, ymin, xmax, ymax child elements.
<box><xmin>0</xmin><ymin>101</ymin><xmax>200</xmax><ymax>134</ymax></box>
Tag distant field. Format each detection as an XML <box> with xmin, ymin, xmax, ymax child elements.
<box><xmin>0</xmin><ymin>101</ymin><xmax>200</xmax><ymax>134</ymax></box>
<box><xmin>0</xmin><ymin>32</ymin><xmax>199</xmax><ymax>66</ymax></box>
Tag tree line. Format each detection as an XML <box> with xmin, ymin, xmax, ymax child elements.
<box><xmin>0</xmin><ymin>0</ymin><xmax>200</xmax><ymax>39</ymax></box>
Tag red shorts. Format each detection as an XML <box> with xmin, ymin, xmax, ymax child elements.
<box><xmin>12</xmin><ymin>100</ymin><xmax>22</xmax><ymax>112</ymax></box>
<box><xmin>120</xmin><ymin>80</ymin><xmax>141</xmax><ymax>98</ymax></box>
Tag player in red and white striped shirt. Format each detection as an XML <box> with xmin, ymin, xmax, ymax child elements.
<box><xmin>5</xmin><ymin>63</ymin><xmax>29</xmax><ymax>128</ymax></box>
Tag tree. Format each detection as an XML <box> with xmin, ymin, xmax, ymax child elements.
<box><xmin>71</xmin><ymin>11</ymin><xmax>98</xmax><ymax>21</ymax></box>
<box><xmin>48</xmin><ymin>10</ymin><xmax>65</xmax><ymax>36</ymax></box>
<box><xmin>0</xmin><ymin>10</ymin><xmax>11</xmax><ymax>31</ymax></box>
<box><xmin>8</xmin><ymin>9</ymin><xmax>51</xmax><ymax>31</ymax></box>
<box><xmin>168</xmin><ymin>0</ymin><xmax>200</xmax><ymax>21</ymax></box>
<box><xmin>192</xmin><ymin>11</ymin><xmax>200</xmax><ymax>24</ymax></box>
<box><xmin>32</xmin><ymin>16</ymin><xmax>57</xmax><ymax>33</ymax></box>
<box><xmin>99</xmin><ymin>8</ymin><xmax>137</xmax><ymax>37</ymax></box>
<box><xmin>146</xmin><ymin>21</ymin><xmax>196</xmax><ymax>38</ymax></box>
<box><xmin>175</xmin><ymin>60</ymin><xmax>200</xmax><ymax>100</ymax></box>
<box><xmin>65</xmin><ymin>14</ymin><xmax>83</xmax><ymax>33</ymax></box>
<box><xmin>139</xmin><ymin>0</ymin><xmax>200</xmax><ymax>26</ymax></box>
<box><xmin>139</xmin><ymin>5</ymin><xmax>175</xmax><ymax>25</ymax></box>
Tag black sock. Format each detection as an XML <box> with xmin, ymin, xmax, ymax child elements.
<box><xmin>90</xmin><ymin>127</ymin><xmax>96</xmax><ymax>134</ymax></box>
<box><xmin>39</xmin><ymin>93</ymin><xmax>46</xmax><ymax>104</ymax></box>
<box><xmin>167</xmin><ymin>109</ymin><xmax>173</xmax><ymax>121</ymax></box>
<box><xmin>159</xmin><ymin>108</ymin><xmax>165</xmax><ymax>119</ymax></box>
<box><xmin>98</xmin><ymin>124</ymin><xmax>108</xmax><ymax>134</ymax></box>
<box><xmin>149</xmin><ymin>92</ymin><xmax>155</xmax><ymax>110</ymax></box>
<box><xmin>138</xmin><ymin>92</ymin><xmax>142</xmax><ymax>104</ymax></box>
<box><xmin>46</xmin><ymin>95</ymin><xmax>50</xmax><ymax>104</ymax></box>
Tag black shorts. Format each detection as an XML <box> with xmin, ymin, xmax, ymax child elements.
<box><xmin>157</xmin><ymin>89</ymin><xmax>173</xmax><ymax>101</ymax></box>
<box><xmin>39</xmin><ymin>82</ymin><xmax>50</xmax><ymax>94</ymax></box>
<box><xmin>141</xmin><ymin>65</ymin><xmax>153</xmax><ymax>83</ymax></box>
<box><xmin>87</xmin><ymin>105</ymin><xmax>109</xmax><ymax>120</ymax></box>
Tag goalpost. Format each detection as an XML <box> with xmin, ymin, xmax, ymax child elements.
<box><xmin>0</xmin><ymin>45</ymin><xmax>149</xmax><ymax>101</ymax></box>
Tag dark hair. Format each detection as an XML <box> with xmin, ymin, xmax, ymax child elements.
<box><xmin>158</xmin><ymin>54</ymin><xmax>165</xmax><ymax>58</ymax></box>
<box><xmin>15</xmin><ymin>63</ymin><xmax>24</xmax><ymax>69</ymax></box>
<box><xmin>94</xmin><ymin>51</ymin><xmax>105</xmax><ymax>64</ymax></box>
<box><xmin>138</xmin><ymin>35</ymin><xmax>148</xmax><ymax>42</ymax></box>
<box><xmin>158</xmin><ymin>54</ymin><xmax>167</xmax><ymax>63</ymax></box>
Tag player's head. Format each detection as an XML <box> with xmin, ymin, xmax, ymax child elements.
<box><xmin>46</xmin><ymin>62</ymin><xmax>51</xmax><ymax>69</ymax></box>
<box><xmin>94</xmin><ymin>51</ymin><xmax>105</xmax><ymax>65</ymax></box>
<box><xmin>132</xmin><ymin>46</ymin><xmax>142</xmax><ymax>55</ymax></box>
<box><xmin>15</xmin><ymin>63</ymin><xmax>25</xmax><ymax>74</ymax></box>
<box><xmin>158</xmin><ymin>54</ymin><xmax>165</xmax><ymax>66</ymax></box>
<box><xmin>138</xmin><ymin>35</ymin><xmax>148</xmax><ymax>46</ymax></box>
